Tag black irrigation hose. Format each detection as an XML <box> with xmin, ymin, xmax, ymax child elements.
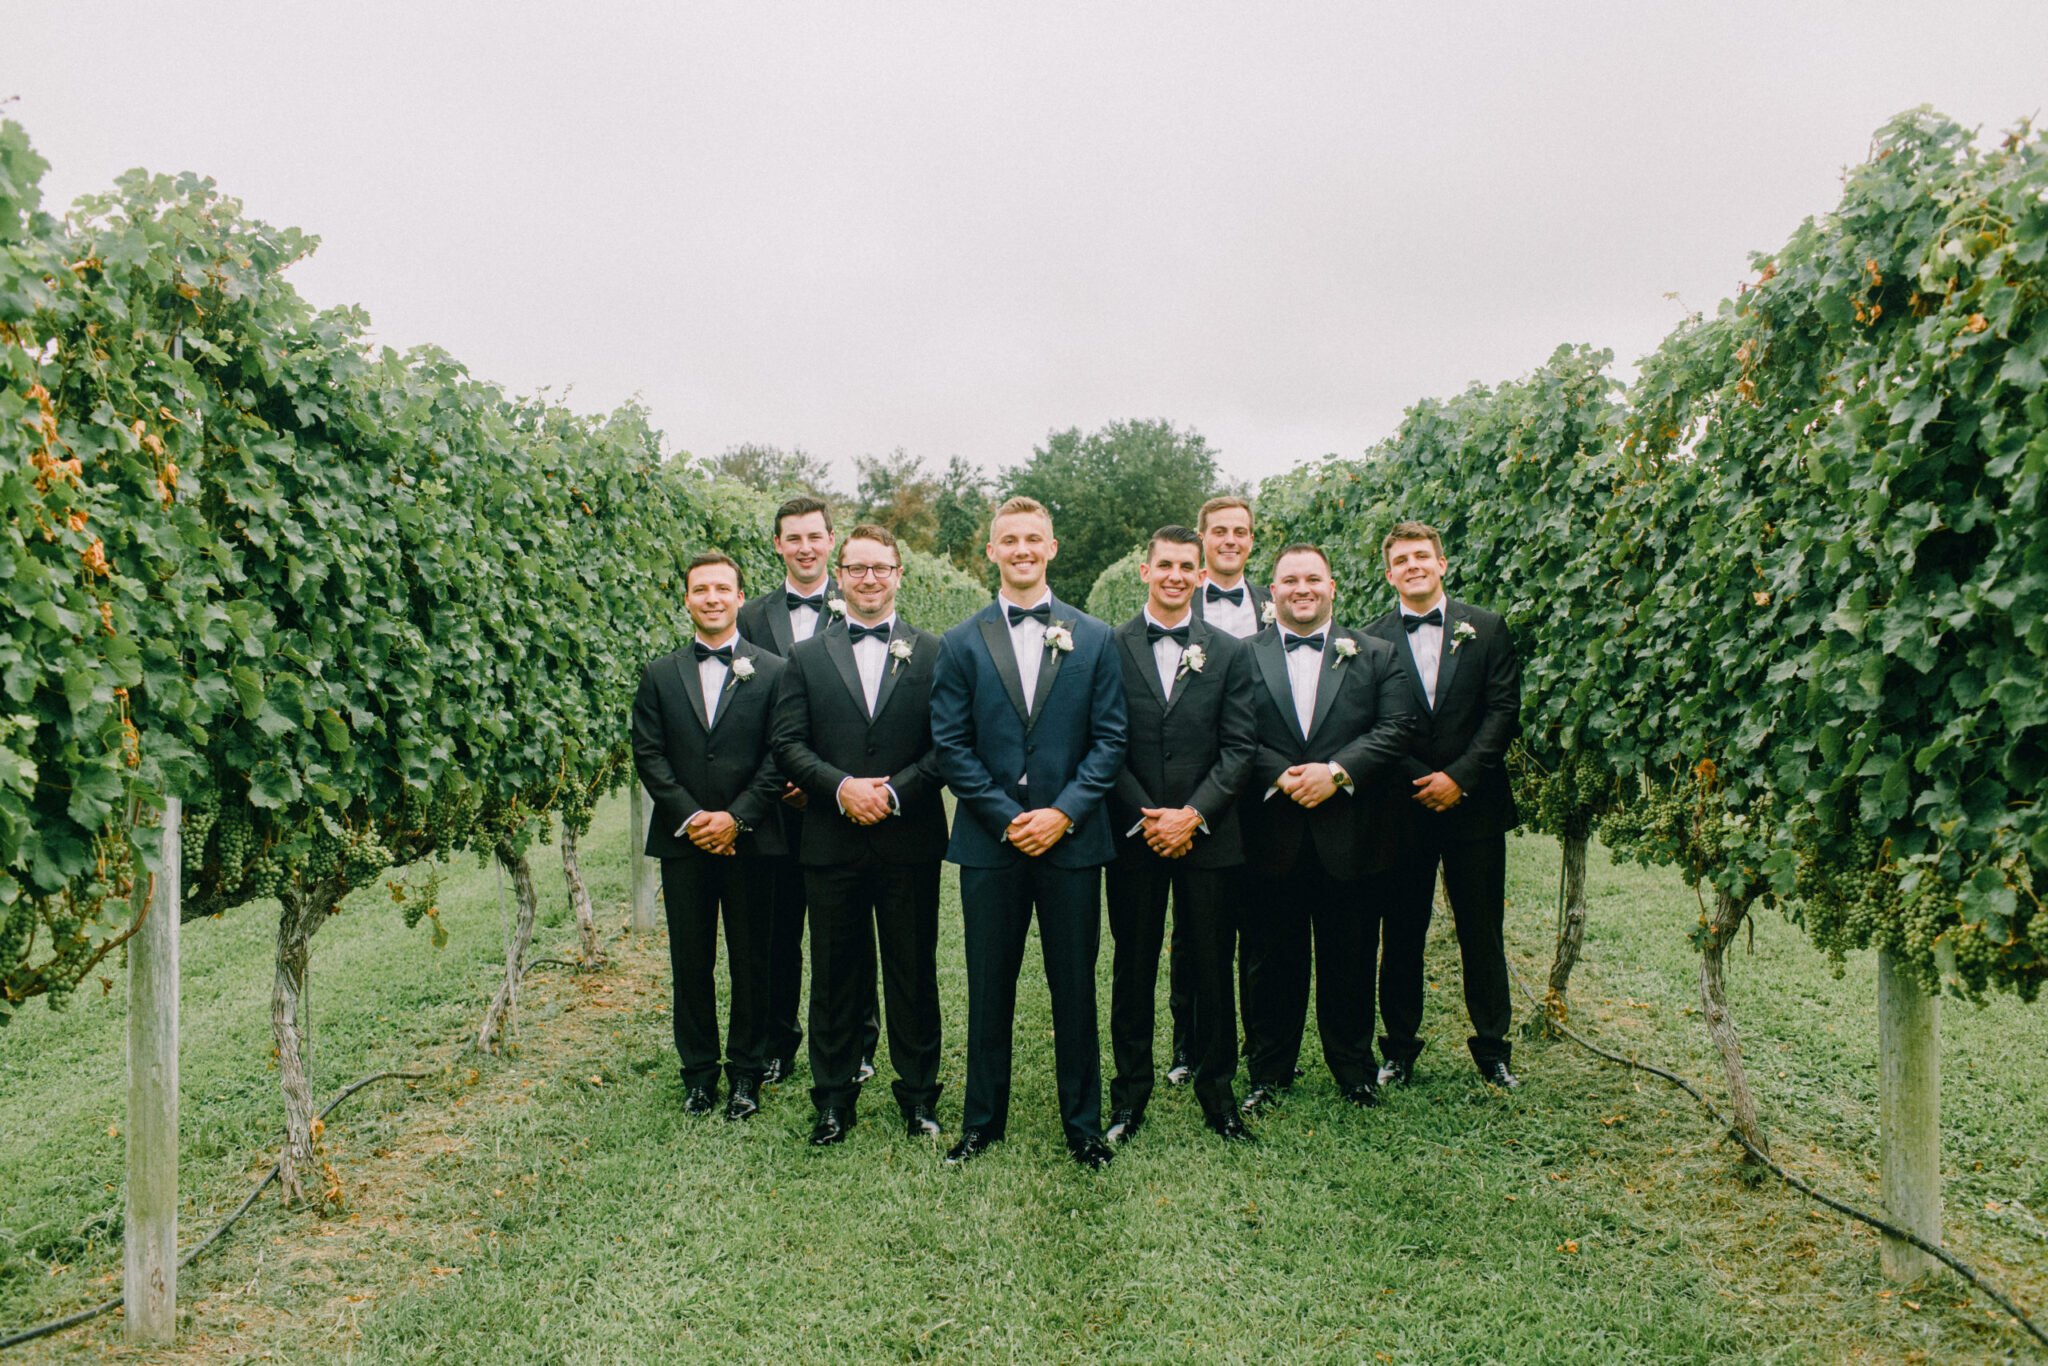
<box><xmin>1515</xmin><ymin>964</ymin><xmax>2047</xmax><ymax>1352</ymax></box>
<box><xmin>0</xmin><ymin>1070</ymin><xmax>429</xmax><ymax>1352</ymax></box>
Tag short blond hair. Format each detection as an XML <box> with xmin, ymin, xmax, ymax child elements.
<box><xmin>1197</xmin><ymin>495</ymin><xmax>1252</xmax><ymax>532</ymax></box>
<box><xmin>991</xmin><ymin>495</ymin><xmax>1054</xmax><ymax>535</ymax></box>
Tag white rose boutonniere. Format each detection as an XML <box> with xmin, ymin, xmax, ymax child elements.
<box><xmin>1178</xmin><ymin>643</ymin><xmax>1207</xmax><ymax>678</ymax></box>
<box><xmin>827</xmin><ymin>597</ymin><xmax>847</xmax><ymax>617</ymax></box>
<box><xmin>888</xmin><ymin>637</ymin><xmax>914</xmax><ymax>673</ymax></box>
<box><xmin>731</xmin><ymin>656</ymin><xmax>757</xmax><ymax>682</ymax></box>
<box><xmin>1330</xmin><ymin>636</ymin><xmax>1359</xmax><ymax>670</ymax></box>
<box><xmin>1044</xmin><ymin>623</ymin><xmax>1075</xmax><ymax>653</ymax></box>
<box><xmin>1260</xmin><ymin>600</ymin><xmax>1278</xmax><ymax>625</ymax></box>
<box><xmin>1450</xmin><ymin>620</ymin><xmax>1478</xmax><ymax>653</ymax></box>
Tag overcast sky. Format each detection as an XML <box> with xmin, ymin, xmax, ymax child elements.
<box><xmin>13</xmin><ymin>3</ymin><xmax>2047</xmax><ymax>489</ymax></box>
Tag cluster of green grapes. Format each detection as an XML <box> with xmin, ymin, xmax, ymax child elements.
<box><xmin>179</xmin><ymin>802</ymin><xmax>217</xmax><ymax>872</ymax></box>
<box><xmin>1513</xmin><ymin>747</ymin><xmax>1612</xmax><ymax>840</ymax></box>
<box><xmin>1791</xmin><ymin>829</ymin><xmax>1894</xmax><ymax>971</ymax></box>
<box><xmin>210</xmin><ymin>807</ymin><xmax>257</xmax><ymax>892</ymax></box>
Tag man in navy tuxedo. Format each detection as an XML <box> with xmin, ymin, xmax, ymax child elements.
<box><xmin>631</xmin><ymin>552</ymin><xmax>789</xmax><ymax>1122</ymax></box>
<box><xmin>1366</xmin><ymin>521</ymin><xmax>1524</xmax><ymax>1089</ymax></box>
<box><xmin>930</xmin><ymin>496</ymin><xmax>1129</xmax><ymax>1169</ymax></box>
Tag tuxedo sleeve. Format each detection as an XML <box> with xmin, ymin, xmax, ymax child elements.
<box><xmin>631</xmin><ymin>663</ymin><xmax>702</xmax><ymax>835</ymax></box>
<box><xmin>769</xmin><ymin>655</ymin><xmax>849</xmax><ymax>807</ymax></box>
<box><xmin>1328</xmin><ymin>643</ymin><xmax>1418</xmax><ymax>785</ymax></box>
<box><xmin>930</xmin><ymin>633</ymin><xmax>1026</xmax><ymax>833</ymax></box>
<box><xmin>1049</xmin><ymin>639</ymin><xmax>1128</xmax><ymax>825</ymax></box>
<box><xmin>1444</xmin><ymin>620</ymin><xmax>1522</xmax><ymax>795</ymax></box>
<box><xmin>1187</xmin><ymin>645</ymin><xmax>1257</xmax><ymax>820</ymax></box>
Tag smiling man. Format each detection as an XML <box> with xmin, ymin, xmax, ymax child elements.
<box><xmin>929</xmin><ymin>495</ymin><xmax>1128</xmax><ymax>1169</ymax></box>
<box><xmin>1366</xmin><ymin>521</ymin><xmax>1524</xmax><ymax>1091</ymax></box>
<box><xmin>631</xmin><ymin>552</ymin><xmax>789</xmax><ymax>1122</ymax></box>
<box><xmin>1104</xmin><ymin>525</ymin><xmax>1258</xmax><ymax>1143</ymax></box>
<box><xmin>1237</xmin><ymin>543</ymin><xmax>1414</xmax><ymax>1116</ymax></box>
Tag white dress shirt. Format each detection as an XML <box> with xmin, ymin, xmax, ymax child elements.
<box><xmin>1201</xmin><ymin>579</ymin><xmax>1259</xmax><ymax>639</ymax></box>
<box><xmin>1142</xmin><ymin>607</ymin><xmax>1189</xmax><ymax>698</ymax></box>
<box><xmin>1003</xmin><ymin>589</ymin><xmax>1052</xmax><ymax>716</ymax></box>
<box><xmin>1281</xmin><ymin>628</ymin><xmax>1325</xmax><ymax>738</ymax></box>
<box><xmin>850</xmin><ymin>614</ymin><xmax>894</xmax><ymax>717</ymax></box>
<box><xmin>784</xmin><ymin>580</ymin><xmax>826</xmax><ymax>644</ymax></box>
<box><xmin>698</xmin><ymin>638</ymin><xmax>735</xmax><ymax>727</ymax></box>
<box><xmin>1400</xmin><ymin>593</ymin><xmax>1447</xmax><ymax>708</ymax></box>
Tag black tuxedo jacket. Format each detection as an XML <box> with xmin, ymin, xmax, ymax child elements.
<box><xmin>630</xmin><ymin>638</ymin><xmax>788</xmax><ymax>859</ymax></box>
<box><xmin>1240</xmin><ymin>624</ymin><xmax>1416</xmax><ymax>880</ymax></box>
<box><xmin>1364</xmin><ymin>598</ymin><xmax>1523</xmax><ymax>841</ymax></box>
<box><xmin>1107</xmin><ymin>615</ymin><xmax>1258</xmax><ymax>869</ymax></box>
<box><xmin>1190</xmin><ymin>580</ymin><xmax>1272</xmax><ymax>635</ymax></box>
<box><xmin>736</xmin><ymin>575</ymin><xmax>840</xmax><ymax>658</ymax></box>
<box><xmin>770</xmin><ymin>619</ymin><xmax>949</xmax><ymax>867</ymax></box>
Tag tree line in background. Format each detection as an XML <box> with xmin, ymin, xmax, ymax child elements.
<box><xmin>708</xmin><ymin>418</ymin><xmax>1240</xmax><ymax>599</ymax></box>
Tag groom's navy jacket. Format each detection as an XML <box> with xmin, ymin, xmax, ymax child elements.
<box><xmin>929</xmin><ymin>597</ymin><xmax>1128</xmax><ymax>869</ymax></box>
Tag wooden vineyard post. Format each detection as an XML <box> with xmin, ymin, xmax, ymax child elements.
<box><xmin>125</xmin><ymin>795</ymin><xmax>179</xmax><ymax>1343</ymax></box>
<box><xmin>1878</xmin><ymin>949</ymin><xmax>1941</xmax><ymax>1281</ymax></box>
<box><xmin>630</xmin><ymin>782</ymin><xmax>658</xmax><ymax>933</ymax></box>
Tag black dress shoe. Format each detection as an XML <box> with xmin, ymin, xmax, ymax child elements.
<box><xmin>1376</xmin><ymin>1057</ymin><xmax>1413</xmax><ymax>1088</ymax></box>
<box><xmin>1164</xmin><ymin>1048</ymin><xmax>1193</xmax><ymax>1086</ymax></box>
<box><xmin>809</xmin><ymin>1107</ymin><xmax>853</xmax><ymax>1146</ymax></box>
<box><xmin>853</xmin><ymin>1056</ymin><xmax>876</xmax><ymax>1085</ymax></box>
<box><xmin>944</xmin><ymin>1127</ymin><xmax>1000</xmax><ymax>1165</ymax></box>
<box><xmin>682</xmin><ymin>1085</ymin><xmax>717</xmax><ymax>1117</ymax></box>
<box><xmin>1069</xmin><ymin>1137</ymin><xmax>1115</xmax><ymax>1170</ymax></box>
<box><xmin>762</xmin><ymin>1057</ymin><xmax>794</xmax><ymax>1085</ymax></box>
<box><xmin>725</xmin><ymin>1076</ymin><xmax>761</xmax><ymax>1122</ymax></box>
<box><xmin>1240</xmin><ymin>1083</ymin><xmax>1284</xmax><ymax>1115</ymax></box>
<box><xmin>1482</xmin><ymin>1061</ymin><xmax>1521</xmax><ymax>1090</ymax></box>
<box><xmin>904</xmin><ymin>1104</ymin><xmax>941</xmax><ymax>1139</ymax></box>
<box><xmin>1104</xmin><ymin>1108</ymin><xmax>1144</xmax><ymax>1144</ymax></box>
<box><xmin>1205</xmin><ymin>1112</ymin><xmax>1258</xmax><ymax>1144</ymax></box>
<box><xmin>1343</xmin><ymin>1079</ymin><xmax>1381</xmax><ymax>1108</ymax></box>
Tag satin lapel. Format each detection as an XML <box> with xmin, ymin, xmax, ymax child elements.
<box><xmin>821</xmin><ymin>624</ymin><xmax>867</xmax><ymax>719</ymax></box>
<box><xmin>870</xmin><ymin>626</ymin><xmax>912</xmax><ymax>723</ymax></box>
<box><xmin>706</xmin><ymin>642</ymin><xmax>756</xmax><ymax>735</ymax></box>
<box><xmin>978</xmin><ymin>611</ymin><xmax>1032</xmax><ymax>729</ymax></box>
<box><xmin>1305</xmin><ymin>631</ymin><xmax>1347</xmax><ymax>744</ymax></box>
<box><xmin>1027</xmin><ymin>611</ymin><xmax>1070</xmax><ymax>731</ymax></box>
<box><xmin>1252</xmin><ymin>631</ymin><xmax>1293</xmax><ymax>733</ymax></box>
<box><xmin>1380</xmin><ymin>615</ymin><xmax>1432</xmax><ymax>714</ymax></box>
<box><xmin>673</xmin><ymin>651</ymin><xmax>711</xmax><ymax>733</ymax></box>
<box><xmin>1431</xmin><ymin>600</ymin><xmax>1466</xmax><ymax>714</ymax></box>
<box><xmin>766</xmin><ymin>596</ymin><xmax>795</xmax><ymax>654</ymax></box>
<box><xmin>1119</xmin><ymin>621</ymin><xmax>1168</xmax><ymax>712</ymax></box>
<box><xmin>1164</xmin><ymin>618</ymin><xmax>1211</xmax><ymax>713</ymax></box>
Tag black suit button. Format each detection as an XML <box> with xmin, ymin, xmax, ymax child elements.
<box><xmin>1164</xmin><ymin>750</ymin><xmax>1174</xmax><ymax>760</ymax></box>
<box><xmin>1027</xmin><ymin>744</ymin><xmax>1036</xmax><ymax>754</ymax></box>
<box><xmin>706</xmin><ymin>751</ymin><xmax>715</xmax><ymax>761</ymax></box>
<box><xmin>866</xmin><ymin>745</ymin><xmax>877</xmax><ymax>756</ymax></box>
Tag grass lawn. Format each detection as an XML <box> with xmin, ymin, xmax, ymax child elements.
<box><xmin>2</xmin><ymin>790</ymin><xmax>2043</xmax><ymax>1363</ymax></box>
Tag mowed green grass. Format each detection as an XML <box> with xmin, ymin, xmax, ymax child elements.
<box><xmin>2</xmin><ymin>791</ymin><xmax>2044</xmax><ymax>1363</ymax></box>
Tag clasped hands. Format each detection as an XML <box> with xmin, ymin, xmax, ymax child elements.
<box><xmin>1005</xmin><ymin>807</ymin><xmax>1072</xmax><ymax>857</ymax></box>
<box><xmin>1412</xmin><ymin>771</ymin><xmax>1463</xmax><ymax>812</ymax></box>
<box><xmin>1275</xmin><ymin>762</ymin><xmax>1342</xmax><ymax>808</ymax></box>
<box><xmin>1138</xmin><ymin>805</ymin><xmax>1203</xmax><ymax>859</ymax></box>
<box><xmin>837</xmin><ymin>776</ymin><xmax>895</xmax><ymax>826</ymax></box>
<box><xmin>683</xmin><ymin>809</ymin><xmax>739</xmax><ymax>856</ymax></box>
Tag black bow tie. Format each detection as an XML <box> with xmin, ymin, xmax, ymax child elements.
<box><xmin>1402</xmin><ymin>608</ymin><xmax>1444</xmax><ymax>633</ymax></box>
<box><xmin>1146</xmin><ymin>622</ymin><xmax>1190</xmax><ymax>647</ymax></box>
<box><xmin>692</xmin><ymin>641</ymin><xmax>734</xmax><ymax>664</ymax></box>
<box><xmin>846</xmin><ymin>621</ymin><xmax>890</xmax><ymax>644</ymax></box>
<box><xmin>1204</xmin><ymin>584</ymin><xmax>1245</xmax><ymax>607</ymax></box>
<box><xmin>1006</xmin><ymin>602</ymin><xmax>1052</xmax><ymax>627</ymax></box>
<box><xmin>1283</xmin><ymin>632</ymin><xmax>1326</xmax><ymax>653</ymax></box>
<box><xmin>786</xmin><ymin>590</ymin><xmax>826</xmax><ymax>613</ymax></box>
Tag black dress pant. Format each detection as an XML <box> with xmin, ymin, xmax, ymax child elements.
<box><xmin>661</xmin><ymin>854</ymin><xmax>774</xmax><ymax>1089</ymax></box>
<box><xmin>1243</xmin><ymin>857</ymin><xmax>1381</xmax><ymax>1092</ymax></box>
<box><xmin>765</xmin><ymin>844</ymin><xmax>880</xmax><ymax>1072</ymax></box>
<box><xmin>958</xmin><ymin>862</ymin><xmax>1105</xmax><ymax>1145</ymax></box>
<box><xmin>1377</xmin><ymin>824</ymin><xmax>1513</xmax><ymax>1072</ymax></box>
<box><xmin>804</xmin><ymin>859</ymin><xmax>943</xmax><ymax>1116</ymax></box>
<box><xmin>1107</xmin><ymin>855</ymin><xmax>1240</xmax><ymax>1121</ymax></box>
